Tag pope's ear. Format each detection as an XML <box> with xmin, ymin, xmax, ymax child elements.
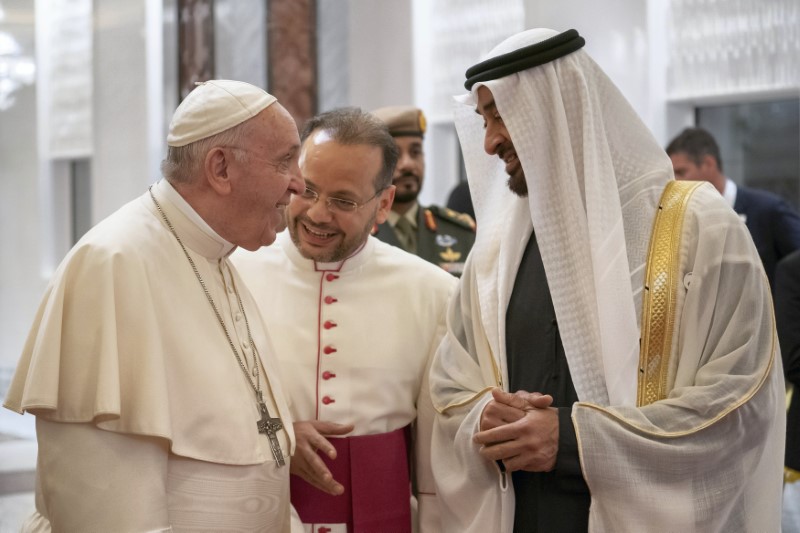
<box><xmin>204</xmin><ymin>147</ymin><xmax>232</xmax><ymax>195</ymax></box>
<box><xmin>374</xmin><ymin>185</ymin><xmax>396</xmax><ymax>225</ymax></box>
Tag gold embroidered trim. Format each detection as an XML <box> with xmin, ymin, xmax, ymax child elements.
<box><xmin>575</xmin><ymin>268</ymin><xmax>777</xmax><ymax>437</ymax></box>
<box><xmin>637</xmin><ymin>180</ymin><xmax>704</xmax><ymax>406</ymax></box>
<box><xmin>438</xmin><ymin>317</ymin><xmax>502</xmax><ymax>414</ymax></box>
<box><xmin>438</xmin><ymin>338</ymin><xmax>502</xmax><ymax>414</ymax></box>
<box><xmin>438</xmin><ymin>386</ymin><xmax>497</xmax><ymax>414</ymax></box>
<box><xmin>488</xmin><ymin>344</ymin><xmax>503</xmax><ymax>389</ymax></box>
<box><xmin>437</xmin><ymin>254</ymin><xmax>504</xmax><ymax>415</ymax></box>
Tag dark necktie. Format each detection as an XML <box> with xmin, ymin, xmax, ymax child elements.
<box><xmin>395</xmin><ymin>217</ymin><xmax>417</xmax><ymax>254</ymax></box>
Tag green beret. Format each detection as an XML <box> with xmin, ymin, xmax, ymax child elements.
<box><xmin>371</xmin><ymin>105</ymin><xmax>426</xmax><ymax>138</ymax></box>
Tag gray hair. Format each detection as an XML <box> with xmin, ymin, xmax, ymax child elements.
<box><xmin>161</xmin><ymin>121</ymin><xmax>250</xmax><ymax>184</ymax></box>
<box><xmin>300</xmin><ymin>107</ymin><xmax>399</xmax><ymax>191</ymax></box>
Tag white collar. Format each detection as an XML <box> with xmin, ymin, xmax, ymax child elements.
<box><xmin>722</xmin><ymin>178</ymin><xmax>737</xmax><ymax>207</ymax></box>
<box><xmin>279</xmin><ymin>231</ymin><xmax>374</xmax><ymax>273</ymax></box>
<box><xmin>152</xmin><ymin>179</ymin><xmax>236</xmax><ymax>259</ymax></box>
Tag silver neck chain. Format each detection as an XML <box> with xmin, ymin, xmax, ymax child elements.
<box><xmin>148</xmin><ymin>186</ymin><xmax>263</xmax><ymax>399</ymax></box>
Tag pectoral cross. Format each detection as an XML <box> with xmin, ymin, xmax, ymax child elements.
<box><xmin>256</xmin><ymin>392</ymin><xmax>285</xmax><ymax>466</ymax></box>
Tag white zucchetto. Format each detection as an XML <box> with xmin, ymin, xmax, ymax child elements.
<box><xmin>167</xmin><ymin>80</ymin><xmax>277</xmax><ymax>147</ymax></box>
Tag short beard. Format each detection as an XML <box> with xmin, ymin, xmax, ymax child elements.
<box><xmin>393</xmin><ymin>190</ymin><xmax>419</xmax><ymax>204</ymax></box>
<box><xmin>507</xmin><ymin>173</ymin><xmax>528</xmax><ymax>197</ymax></box>
<box><xmin>392</xmin><ymin>172</ymin><xmax>420</xmax><ymax>204</ymax></box>
<box><xmin>289</xmin><ymin>211</ymin><xmax>377</xmax><ymax>263</ymax></box>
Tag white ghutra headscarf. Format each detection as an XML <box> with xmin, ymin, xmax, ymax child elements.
<box><xmin>454</xmin><ymin>28</ymin><xmax>671</xmax><ymax>406</ymax></box>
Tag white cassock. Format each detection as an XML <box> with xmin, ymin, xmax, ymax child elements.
<box><xmin>232</xmin><ymin>232</ymin><xmax>456</xmax><ymax>533</ymax></box>
<box><xmin>430</xmin><ymin>28</ymin><xmax>785</xmax><ymax>533</ymax></box>
<box><xmin>4</xmin><ymin>179</ymin><xmax>295</xmax><ymax>532</ymax></box>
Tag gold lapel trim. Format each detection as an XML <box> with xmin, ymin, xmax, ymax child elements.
<box><xmin>637</xmin><ymin>180</ymin><xmax>704</xmax><ymax>406</ymax></box>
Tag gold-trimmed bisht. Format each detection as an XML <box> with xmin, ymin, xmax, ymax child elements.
<box><xmin>637</xmin><ymin>180</ymin><xmax>704</xmax><ymax>406</ymax></box>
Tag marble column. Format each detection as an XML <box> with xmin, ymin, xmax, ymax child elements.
<box><xmin>178</xmin><ymin>0</ymin><xmax>215</xmax><ymax>100</ymax></box>
<box><xmin>268</xmin><ymin>0</ymin><xmax>317</xmax><ymax>125</ymax></box>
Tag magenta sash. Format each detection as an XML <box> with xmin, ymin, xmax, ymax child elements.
<box><xmin>290</xmin><ymin>427</ymin><xmax>412</xmax><ymax>532</ymax></box>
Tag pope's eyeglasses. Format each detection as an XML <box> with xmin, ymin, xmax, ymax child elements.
<box><xmin>297</xmin><ymin>187</ymin><xmax>384</xmax><ymax>213</ymax></box>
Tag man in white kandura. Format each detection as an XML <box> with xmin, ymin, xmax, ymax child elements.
<box><xmin>429</xmin><ymin>28</ymin><xmax>785</xmax><ymax>532</ymax></box>
<box><xmin>233</xmin><ymin>107</ymin><xmax>455</xmax><ymax>533</ymax></box>
<box><xmin>4</xmin><ymin>80</ymin><xmax>304</xmax><ymax>531</ymax></box>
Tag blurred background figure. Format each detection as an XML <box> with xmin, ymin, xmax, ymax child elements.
<box><xmin>446</xmin><ymin>180</ymin><xmax>475</xmax><ymax>221</ymax></box>
<box><xmin>371</xmin><ymin>105</ymin><xmax>475</xmax><ymax>276</ymax></box>
<box><xmin>667</xmin><ymin>126</ymin><xmax>800</xmax><ymax>287</ymax></box>
<box><xmin>776</xmin><ymin>249</ymin><xmax>800</xmax><ymax>532</ymax></box>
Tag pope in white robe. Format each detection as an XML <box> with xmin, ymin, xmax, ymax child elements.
<box><xmin>4</xmin><ymin>81</ymin><xmax>304</xmax><ymax>532</ymax></box>
<box><xmin>233</xmin><ymin>107</ymin><xmax>456</xmax><ymax>533</ymax></box>
<box><xmin>429</xmin><ymin>29</ymin><xmax>786</xmax><ymax>532</ymax></box>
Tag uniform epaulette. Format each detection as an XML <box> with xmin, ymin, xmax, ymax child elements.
<box><xmin>423</xmin><ymin>209</ymin><xmax>438</xmax><ymax>232</ymax></box>
<box><xmin>428</xmin><ymin>205</ymin><xmax>476</xmax><ymax>232</ymax></box>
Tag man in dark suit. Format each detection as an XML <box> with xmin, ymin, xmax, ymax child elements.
<box><xmin>776</xmin><ymin>250</ymin><xmax>800</xmax><ymax>517</ymax></box>
<box><xmin>667</xmin><ymin>127</ymin><xmax>800</xmax><ymax>287</ymax></box>
<box><xmin>446</xmin><ymin>181</ymin><xmax>475</xmax><ymax>221</ymax></box>
<box><xmin>371</xmin><ymin>106</ymin><xmax>475</xmax><ymax>276</ymax></box>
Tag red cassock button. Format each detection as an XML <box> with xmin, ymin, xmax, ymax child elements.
<box><xmin>322</xmin><ymin>371</ymin><xmax>336</xmax><ymax>380</ymax></box>
<box><xmin>323</xmin><ymin>320</ymin><xmax>337</xmax><ymax>329</ymax></box>
<box><xmin>323</xmin><ymin>345</ymin><xmax>337</xmax><ymax>354</ymax></box>
<box><xmin>322</xmin><ymin>396</ymin><xmax>335</xmax><ymax>405</ymax></box>
<box><xmin>324</xmin><ymin>296</ymin><xmax>338</xmax><ymax>304</ymax></box>
<box><xmin>325</xmin><ymin>273</ymin><xmax>339</xmax><ymax>282</ymax></box>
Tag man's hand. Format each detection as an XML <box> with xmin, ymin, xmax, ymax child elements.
<box><xmin>475</xmin><ymin>389</ymin><xmax>558</xmax><ymax>472</ymax></box>
<box><xmin>479</xmin><ymin>388</ymin><xmax>553</xmax><ymax>431</ymax></box>
<box><xmin>291</xmin><ymin>420</ymin><xmax>354</xmax><ymax>495</ymax></box>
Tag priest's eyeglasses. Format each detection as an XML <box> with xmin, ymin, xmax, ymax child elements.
<box><xmin>297</xmin><ymin>187</ymin><xmax>384</xmax><ymax>213</ymax></box>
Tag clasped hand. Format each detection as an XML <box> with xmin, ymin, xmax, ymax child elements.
<box><xmin>475</xmin><ymin>388</ymin><xmax>559</xmax><ymax>473</ymax></box>
<box><xmin>290</xmin><ymin>420</ymin><xmax>354</xmax><ymax>495</ymax></box>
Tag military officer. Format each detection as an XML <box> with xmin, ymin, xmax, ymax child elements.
<box><xmin>371</xmin><ymin>105</ymin><xmax>475</xmax><ymax>276</ymax></box>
